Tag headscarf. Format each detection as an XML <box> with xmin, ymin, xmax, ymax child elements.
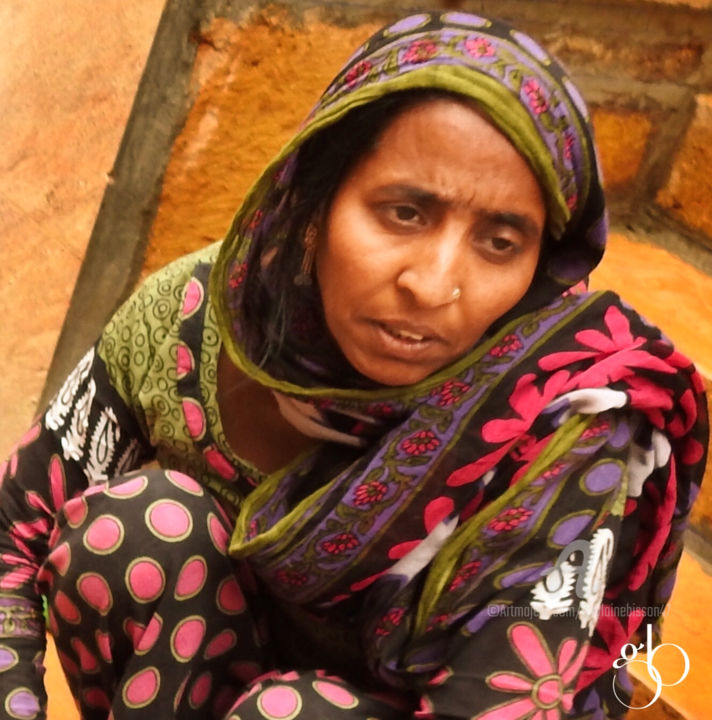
<box><xmin>211</xmin><ymin>11</ymin><xmax>607</xmax><ymax>390</ymax></box>
<box><xmin>208</xmin><ymin>11</ymin><xmax>707</xmax><ymax>719</ymax></box>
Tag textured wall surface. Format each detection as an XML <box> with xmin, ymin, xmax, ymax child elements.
<box><xmin>0</xmin><ymin>0</ymin><xmax>165</xmax><ymax>459</ymax></box>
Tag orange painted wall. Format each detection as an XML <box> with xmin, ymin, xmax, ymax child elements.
<box><xmin>0</xmin><ymin>0</ymin><xmax>165</xmax><ymax>459</ymax></box>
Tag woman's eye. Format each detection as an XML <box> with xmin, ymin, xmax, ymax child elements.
<box><xmin>390</xmin><ymin>205</ymin><xmax>422</xmax><ymax>223</ymax></box>
<box><xmin>490</xmin><ymin>236</ymin><xmax>515</xmax><ymax>252</ymax></box>
<box><xmin>477</xmin><ymin>235</ymin><xmax>521</xmax><ymax>261</ymax></box>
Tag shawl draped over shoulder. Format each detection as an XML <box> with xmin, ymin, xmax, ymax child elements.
<box><xmin>208</xmin><ymin>11</ymin><xmax>708</xmax><ymax>719</ymax></box>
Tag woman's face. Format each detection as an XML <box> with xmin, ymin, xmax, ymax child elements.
<box><xmin>316</xmin><ymin>98</ymin><xmax>546</xmax><ymax>387</ymax></box>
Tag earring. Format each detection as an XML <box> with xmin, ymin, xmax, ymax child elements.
<box><xmin>294</xmin><ymin>222</ymin><xmax>318</xmax><ymax>286</ymax></box>
<box><xmin>451</xmin><ymin>286</ymin><xmax>462</xmax><ymax>301</ymax></box>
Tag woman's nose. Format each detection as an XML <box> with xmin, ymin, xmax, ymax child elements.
<box><xmin>395</xmin><ymin>231</ymin><xmax>463</xmax><ymax>308</ymax></box>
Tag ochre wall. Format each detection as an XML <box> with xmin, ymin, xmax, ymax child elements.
<box><xmin>0</xmin><ymin>0</ymin><xmax>165</xmax><ymax>459</ymax></box>
<box><xmin>144</xmin><ymin>12</ymin><xmax>381</xmax><ymax>274</ymax></box>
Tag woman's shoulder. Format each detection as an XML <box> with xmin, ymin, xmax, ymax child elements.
<box><xmin>140</xmin><ymin>242</ymin><xmax>222</xmax><ymax>294</ymax></box>
<box><xmin>97</xmin><ymin>242</ymin><xmax>223</xmax><ymax>400</ymax></box>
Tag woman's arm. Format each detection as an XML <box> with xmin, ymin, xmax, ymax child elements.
<box><xmin>0</xmin><ymin>246</ymin><xmax>218</xmax><ymax>716</ymax></box>
<box><xmin>0</xmin><ymin>345</ymin><xmax>154</xmax><ymax>717</ymax></box>
<box><xmin>409</xmin><ymin>409</ymin><xmax>673</xmax><ymax>720</ymax></box>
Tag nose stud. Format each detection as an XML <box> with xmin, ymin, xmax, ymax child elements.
<box><xmin>451</xmin><ymin>287</ymin><xmax>462</xmax><ymax>302</ymax></box>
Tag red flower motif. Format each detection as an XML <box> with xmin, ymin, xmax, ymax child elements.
<box><xmin>474</xmin><ymin>624</ymin><xmax>589</xmax><ymax>719</ymax></box>
<box><xmin>523</xmin><ymin>79</ymin><xmax>549</xmax><ymax>115</ymax></box>
<box><xmin>228</xmin><ymin>262</ymin><xmax>247</xmax><ymax>290</ymax></box>
<box><xmin>488</xmin><ymin>506</ymin><xmax>533</xmax><ymax>533</ymax></box>
<box><xmin>426</xmin><ymin>613</ymin><xmax>450</xmax><ymax>631</ymax></box>
<box><xmin>449</xmin><ymin>560</ymin><xmax>482</xmax><ymax>591</ymax></box>
<box><xmin>366</xmin><ymin>402</ymin><xmax>395</xmax><ymax>417</ymax></box>
<box><xmin>321</xmin><ymin>532</ymin><xmax>360</xmax><ymax>555</ymax></box>
<box><xmin>563</xmin><ymin>132</ymin><xmax>575</xmax><ymax>161</ymax></box>
<box><xmin>431</xmin><ymin>379</ymin><xmax>471</xmax><ymax>407</ymax></box>
<box><xmin>345</xmin><ymin>59</ymin><xmax>373</xmax><ymax>87</ymax></box>
<box><xmin>542</xmin><ymin>461</ymin><xmax>566</xmax><ymax>479</ymax></box>
<box><xmin>403</xmin><ymin>39</ymin><xmax>438</xmax><ymax>64</ymax></box>
<box><xmin>538</xmin><ymin>305</ymin><xmax>676</xmax><ymax>394</ymax></box>
<box><xmin>248</xmin><ymin>208</ymin><xmax>264</xmax><ymax>230</ymax></box>
<box><xmin>400</xmin><ymin>429</ymin><xmax>441</xmax><ymax>456</ymax></box>
<box><xmin>464</xmin><ymin>36</ymin><xmax>495</xmax><ymax>58</ymax></box>
<box><xmin>353</xmin><ymin>480</ymin><xmax>388</xmax><ymax>506</ymax></box>
<box><xmin>447</xmin><ymin>371</ymin><xmax>571</xmax><ymax>488</ymax></box>
<box><xmin>274</xmin><ymin>568</ymin><xmax>308</xmax><ymax>587</ymax></box>
<box><xmin>581</xmin><ymin>420</ymin><xmax>610</xmax><ymax>439</ymax></box>
<box><xmin>512</xmin><ymin>433</ymin><xmax>539</xmax><ymax>461</ymax></box>
<box><xmin>375</xmin><ymin>607</ymin><xmax>406</xmax><ymax>636</ymax></box>
<box><xmin>488</xmin><ymin>334</ymin><xmax>523</xmax><ymax>357</ymax></box>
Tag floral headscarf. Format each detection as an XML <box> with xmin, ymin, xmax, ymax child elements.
<box><xmin>210</xmin><ymin>11</ymin><xmax>607</xmax><ymax>392</ymax></box>
<box><xmin>206</xmin><ymin>12</ymin><xmax>706</xmax><ymax>719</ymax></box>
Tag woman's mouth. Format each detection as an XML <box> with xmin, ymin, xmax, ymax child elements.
<box><xmin>369</xmin><ymin>319</ymin><xmax>445</xmax><ymax>358</ymax></box>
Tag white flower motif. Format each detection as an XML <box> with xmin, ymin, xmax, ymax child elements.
<box><xmin>61</xmin><ymin>379</ymin><xmax>96</xmax><ymax>462</ymax></box>
<box><xmin>578</xmin><ymin>528</ymin><xmax>614</xmax><ymax>635</ymax></box>
<box><xmin>530</xmin><ymin>560</ymin><xmax>576</xmax><ymax>619</ymax></box>
<box><xmin>45</xmin><ymin>347</ymin><xmax>95</xmax><ymax>431</ymax></box>
<box><xmin>85</xmin><ymin>407</ymin><xmax>120</xmax><ymax>483</ymax></box>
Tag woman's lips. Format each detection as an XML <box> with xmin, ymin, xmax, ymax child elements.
<box><xmin>368</xmin><ymin>319</ymin><xmax>446</xmax><ymax>360</ymax></box>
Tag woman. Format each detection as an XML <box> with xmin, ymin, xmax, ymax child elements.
<box><xmin>0</xmin><ymin>10</ymin><xmax>707</xmax><ymax>720</ymax></box>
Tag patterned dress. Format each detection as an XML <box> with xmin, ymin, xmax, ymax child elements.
<box><xmin>1</xmin><ymin>9</ymin><xmax>708</xmax><ymax>720</ymax></box>
<box><xmin>0</xmin><ymin>245</ymin><xmax>706</xmax><ymax>719</ymax></box>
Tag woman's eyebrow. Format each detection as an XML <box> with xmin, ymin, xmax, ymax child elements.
<box><xmin>376</xmin><ymin>184</ymin><xmax>542</xmax><ymax>237</ymax></box>
<box><xmin>376</xmin><ymin>183</ymin><xmax>441</xmax><ymax>204</ymax></box>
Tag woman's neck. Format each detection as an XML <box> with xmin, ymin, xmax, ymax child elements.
<box><xmin>216</xmin><ymin>346</ymin><xmax>320</xmax><ymax>475</ymax></box>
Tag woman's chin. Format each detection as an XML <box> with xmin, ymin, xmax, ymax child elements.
<box><xmin>346</xmin><ymin>355</ymin><xmax>440</xmax><ymax>388</ymax></box>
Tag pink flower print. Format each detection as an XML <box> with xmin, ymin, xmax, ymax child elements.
<box><xmin>426</xmin><ymin>613</ymin><xmax>451</xmax><ymax>631</ymax></box>
<box><xmin>345</xmin><ymin>59</ymin><xmax>373</xmax><ymax>87</ymax></box>
<box><xmin>401</xmin><ymin>429</ymin><xmax>441</xmax><ymax>456</ymax></box>
<box><xmin>538</xmin><ymin>305</ymin><xmax>676</xmax><ymax>392</ymax></box>
<box><xmin>474</xmin><ymin>623</ymin><xmax>589</xmax><ymax>720</ymax></box>
<box><xmin>228</xmin><ymin>261</ymin><xmax>247</xmax><ymax>290</ymax></box>
<box><xmin>464</xmin><ymin>36</ymin><xmax>495</xmax><ymax>58</ymax></box>
<box><xmin>483</xmin><ymin>371</ymin><xmax>570</xmax><ymax>445</ymax></box>
<box><xmin>566</xmin><ymin>193</ymin><xmax>578</xmax><ymax>211</ymax></box>
<box><xmin>511</xmin><ymin>433</ymin><xmax>539</xmax><ymax>461</ymax></box>
<box><xmin>431</xmin><ymin>379</ymin><xmax>471</xmax><ymax>407</ymax></box>
<box><xmin>403</xmin><ymin>39</ymin><xmax>438</xmax><ymax>64</ymax></box>
<box><xmin>523</xmin><ymin>79</ymin><xmax>550</xmax><ymax>115</ymax></box>
<box><xmin>353</xmin><ymin>480</ymin><xmax>388</xmax><ymax>506</ymax></box>
<box><xmin>366</xmin><ymin>401</ymin><xmax>395</xmax><ymax>417</ymax></box>
<box><xmin>375</xmin><ymin>607</ymin><xmax>405</xmax><ymax>636</ymax></box>
<box><xmin>447</xmin><ymin>371</ymin><xmax>570</xmax><ymax>488</ymax></box>
<box><xmin>449</xmin><ymin>560</ymin><xmax>482</xmax><ymax>591</ymax></box>
<box><xmin>542</xmin><ymin>462</ymin><xmax>566</xmax><ymax>480</ymax></box>
<box><xmin>563</xmin><ymin>132</ymin><xmax>575</xmax><ymax>161</ymax></box>
<box><xmin>248</xmin><ymin>209</ymin><xmax>263</xmax><ymax>230</ymax></box>
<box><xmin>629</xmin><ymin>473</ymin><xmax>675</xmax><ymax>591</ymax></box>
<box><xmin>321</xmin><ymin>532</ymin><xmax>360</xmax><ymax>555</ymax></box>
<box><xmin>2</xmin><ymin>423</ymin><xmax>41</xmax><ymax>483</ymax></box>
<box><xmin>578</xmin><ymin>608</ymin><xmax>644</xmax><ymax>689</ymax></box>
<box><xmin>489</xmin><ymin>334</ymin><xmax>523</xmax><ymax>357</ymax></box>
<box><xmin>580</xmin><ymin>420</ymin><xmax>610</xmax><ymax>440</ymax></box>
<box><xmin>488</xmin><ymin>507</ymin><xmax>533</xmax><ymax>533</ymax></box>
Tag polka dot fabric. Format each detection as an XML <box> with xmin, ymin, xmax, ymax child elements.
<box><xmin>222</xmin><ymin>670</ymin><xmax>410</xmax><ymax>720</ymax></box>
<box><xmin>37</xmin><ymin>470</ymin><xmax>268</xmax><ymax>719</ymax></box>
